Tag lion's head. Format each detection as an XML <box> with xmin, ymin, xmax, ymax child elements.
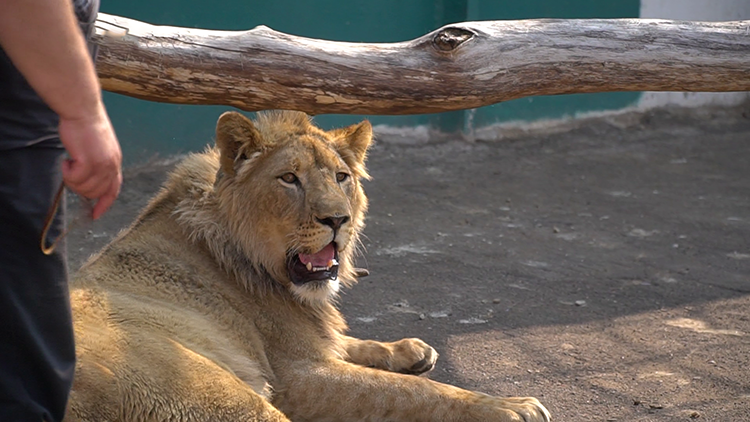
<box><xmin>181</xmin><ymin>110</ymin><xmax>372</xmax><ymax>305</ymax></box>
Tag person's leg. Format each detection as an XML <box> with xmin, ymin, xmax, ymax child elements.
<box><xmin>0</xmin><ymin>143</ymin><xmax>74</xmax><ymax>422</ymax></box>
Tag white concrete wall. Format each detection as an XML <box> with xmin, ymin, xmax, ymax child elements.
<box><xmin>639</xmin><ymin>0</ymin><xmax>750</xmax><ymax>108</ymax></box>
<box><xmin>641</xmin><ymin>0</ymin><xmax>750</xmax><ymax>21</ymax></box>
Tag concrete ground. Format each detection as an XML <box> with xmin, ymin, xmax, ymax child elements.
<box><xmin>68</xmin><ymin>104</ymin><xmax>750</xmax><ymax>421</ymax></box>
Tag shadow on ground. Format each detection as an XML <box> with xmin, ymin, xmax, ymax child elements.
<box><xmin>68</xmin><ymin>104</ymin><xmax>750</xmax><ymax>421</ymax></box>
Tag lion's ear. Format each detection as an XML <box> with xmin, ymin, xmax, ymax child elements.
<box><xmin>333</xmin><ymin>120</ymin><xmax>373</xmax><ymax>178</ymax></box>
<box><xmin>215</xmin><ymin>111</ymin><xmax>264</xmax><ymax>176</ymax></box>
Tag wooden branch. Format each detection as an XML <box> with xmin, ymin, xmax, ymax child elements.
<box><xmin>93</xmin><ymin>13</ymin><xmax>750</xmax><ymax>115</ymax></box>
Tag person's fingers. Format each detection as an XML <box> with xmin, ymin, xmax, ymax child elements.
<box><xmin>61</xmin><ymin>157</ymin><xmax>92</xmax><ymax>188</ymax></box>
<box><xmin>63</xmin><ymin>161</ymin><xmax>109</xmax><ymax>199</ymax></box>
<box><xmin>57</xmin><ymin>110</ymin><xmax>122</xmax><ymax>218</ymax></box>
<box><xmin>91</xmin><ymin>175</ymin><xmax>121</xmax><ymax>220</ymax></box>
<box><xmin>62</xmin><ymin>151</ymin><xmax>121</xmax><ymax>199</ymax></box>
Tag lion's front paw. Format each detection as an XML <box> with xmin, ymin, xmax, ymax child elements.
<box><xmin>389</xmin><ymin>338</ymin><xmax>438</xmax><ymax>375</ymax></box>
<box><xmin>499</xmin><ymin>397</ymin><xmax>550</xmax><ymax>422</ymax></box>
<box><xmin>472</xmin><ymin>395</ymin><xmax>551</xmax><ymax>422</ymax></box>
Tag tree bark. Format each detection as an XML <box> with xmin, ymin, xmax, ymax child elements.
<box><xmin>93</xmin><ymin>13</ymin><xmax>750</xmax><ymax>115</ymax></box>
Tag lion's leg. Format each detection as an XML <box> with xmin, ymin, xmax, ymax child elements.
<box><xmin>67</xmin><ymin>361</ymin><xmax>289</xmax><ymax>422</ymax></box>
<box><xmin>66</xmin><ymin>338</ymin><xmax>290</xmax><ymax>422</ymax></box>
<box><xmin>67</xmin><ymin>363</ymin><xmax>289</xmax><ymax>422</ymax></box>
<box><xmin>275</xmin><ymin>360</ymin><xmax>550</xmax><ymax>422</ymax></box>
<box><xmin>341</xmin><ymin>335</ymin><xmax>438</xmax><ymax>375</ymax></box>
<box><xmin>68</xmin><ymin>386</ymin><xmax>288</xmax><ymax>422</ymax></box>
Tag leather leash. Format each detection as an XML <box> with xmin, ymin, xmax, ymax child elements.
<box><xmin>40</xmin><ymin>183</ymin><xmax>92</xmax><ymax>255</ymax></box>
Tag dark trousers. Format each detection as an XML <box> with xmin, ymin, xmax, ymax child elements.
<box><xmin>0</xmin><ymin>143</ymin><xmax>74</xmax><ymax>422</ymax></box>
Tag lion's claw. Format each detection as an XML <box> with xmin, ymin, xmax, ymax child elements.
<box><xmin>470</xmin><ymin>395</ymin><xmax>551</xmax><ymax>422</ymax></box>
<box><xmin>388</xmin><ymin>338</ymin><xmax>438</xmax><ymax>375</ymax></box>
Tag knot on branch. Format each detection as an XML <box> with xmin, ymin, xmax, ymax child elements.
<box><xmin>432</xmin><ymin>27</ymin><xmax>475</xmax><ymax>52</ymax></box>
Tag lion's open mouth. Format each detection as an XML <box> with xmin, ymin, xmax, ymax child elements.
<box><xmin>288</xmin><ymin>242</ymin><xmax>339</xmax><ymax>285</ymax></box>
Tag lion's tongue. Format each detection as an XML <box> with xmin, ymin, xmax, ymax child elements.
<box><xmin>298</xmin><ymin>243</ymin><xmax>335</xmax><ymax>267</ymax></box>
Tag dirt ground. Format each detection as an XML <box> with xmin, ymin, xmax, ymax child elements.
<box><xmin>67</xmin><ymin>104</ymin><xmax>750</xmax><ymax>421</ymax></box>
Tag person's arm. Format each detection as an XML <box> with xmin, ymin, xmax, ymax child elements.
<box><xmin>0</xmin><ymin>0</ymin><xmax>122</xmax><ymax>219</ymax></box>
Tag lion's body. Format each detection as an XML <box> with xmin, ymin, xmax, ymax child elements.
<box><xmin>66</xmin><ymin>112</ymin><xmax>549</xmax><ymax>422</ymax></box>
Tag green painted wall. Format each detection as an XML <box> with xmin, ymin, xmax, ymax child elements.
<box><xmin>100</xmin><ymin>0</ymin><xmax>639</xmax><ymax>162</ymax></box>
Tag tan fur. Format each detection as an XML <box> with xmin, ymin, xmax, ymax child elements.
<box><xmin>66</xmin><ymin>111</ymin><xmax>550</xmax><ymax>421</ymax></box>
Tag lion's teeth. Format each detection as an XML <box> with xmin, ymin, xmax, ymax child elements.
<box><xmin>305</xmin><ymin>258</ymin><xmax>338</xmax><ymax>272</ymax></box>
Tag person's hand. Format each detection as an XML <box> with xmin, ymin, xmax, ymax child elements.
<box><xmin>59</xmin><ymin>106</ymin><xmax>122</xmax><ymax>220</ymax></box>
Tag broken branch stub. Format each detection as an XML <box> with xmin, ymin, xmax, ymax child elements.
<box><xmin>93</xmin><ymin>13</ymin><xmax>750</xmax><ymax>115</ymax></box>
<box><xmin>432</xmin><ymin>27</ymin><xmax>476</xmax><ymax>52</ymax></box>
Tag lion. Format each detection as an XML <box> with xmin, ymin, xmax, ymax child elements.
<box><xmin>65</xmin><ymin>111</ymin><xmax>550</xmax><ymax>422</ymax></box>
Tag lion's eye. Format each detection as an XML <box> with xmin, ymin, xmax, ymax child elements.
<box><xmin>280</xmin><ymin>173</ymin><xmax>298</xmax><ymax>184</ymax></box>
<box><xmin>336</xmin><ymin>172</ymin><xmax>349</xmax><ymax>183</ymax></box>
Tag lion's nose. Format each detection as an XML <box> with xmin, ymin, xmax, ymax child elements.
<box><xmin>316</xmin><ymin>216</ymin><xmax>349</xmax><ymax>231</ymax></box>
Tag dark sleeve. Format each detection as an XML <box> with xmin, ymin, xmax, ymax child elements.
<box><xmin>0</xmin><ymin>0</ymin><xmax>101</xmax><ymax>149</ymax></box>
